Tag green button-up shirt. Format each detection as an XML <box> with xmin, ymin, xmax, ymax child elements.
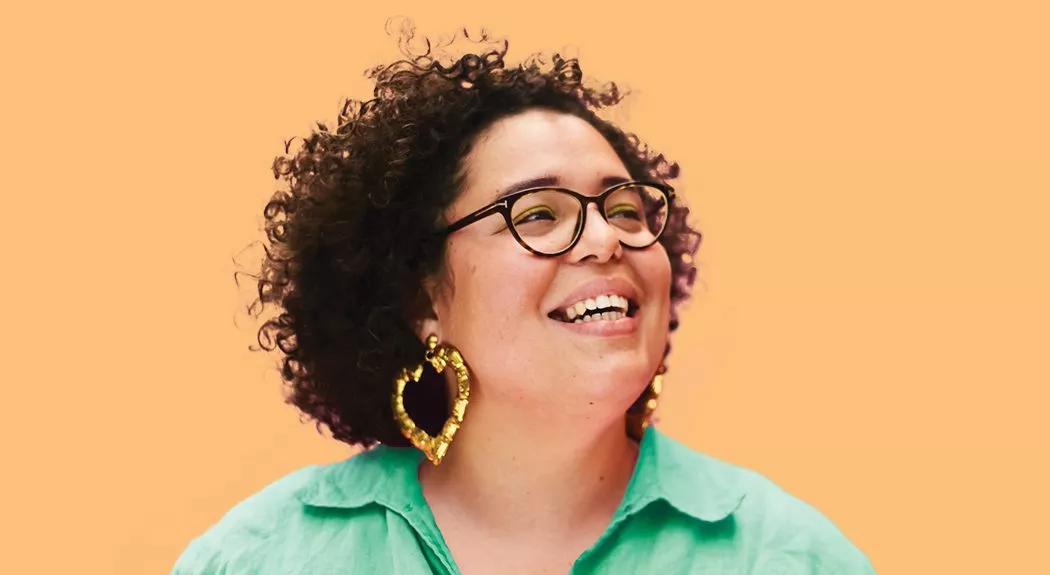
<box><xmin>172</xmin><ymin>428</ymin><xmax>876</xmax><ymax>573</ymax></box>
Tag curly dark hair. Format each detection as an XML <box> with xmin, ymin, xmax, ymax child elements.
<box><xmin>246</xmin><ymin>25</ymin><xmax>703</xmax><ymax>449</ymax></box>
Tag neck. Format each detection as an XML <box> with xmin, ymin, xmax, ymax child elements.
<box><xmin>418</xmin><ymin>401</ymin><xmax>640</xmax><ymax>537</ymax></box>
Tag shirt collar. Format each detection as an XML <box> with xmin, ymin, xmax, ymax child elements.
<box><xmin>294</xmin><ymin>444</ymin><xmax>426</xmax><ymax>512</ymax></box>
<box><xmin>622</xmin><ymin>426</ymin><xmax>747</xmax><ymax>522</ymax></box>
<box><xmin>294</xmin><ymin>427</ymin><xmax>746</xmax><ymax>523</ymax></box>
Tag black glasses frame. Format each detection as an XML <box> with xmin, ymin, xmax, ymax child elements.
<box><xmin>439</xmin><ymin>180</ymin><xmax>676</xmax><ymax>257</ymax></box>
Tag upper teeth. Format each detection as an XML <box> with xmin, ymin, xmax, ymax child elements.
<box><xmin>564</xmin><ymin>294</ymin><xmax>630</xmax><ymax>321</ymax></box>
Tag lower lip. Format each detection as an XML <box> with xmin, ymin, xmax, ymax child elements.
<box><xmin>553</xmin><ymin>315</ymin><xmax>639</xmax><ymax>336</ymax></box>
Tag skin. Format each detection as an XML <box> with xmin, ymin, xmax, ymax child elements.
<box><xmin>416</xmin><ymin>108</ymin><xmax>673</xmax><ymax>574</ymax></box>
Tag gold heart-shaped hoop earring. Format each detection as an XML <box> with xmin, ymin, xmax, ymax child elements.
<box><xmin>627</xmin><ymin>365</ymin><xmax>665</xmax><ymax>441</ymax></box>
<box><xmin>391</xmin><ymin>334</ymin><xmax>472</xmax><ymax>465</ymax></box>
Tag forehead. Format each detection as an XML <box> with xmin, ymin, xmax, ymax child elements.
<box><xmin>459</xmin><ymin>109</ymin><xmax>629</xmax><ymax>202</ymax></box>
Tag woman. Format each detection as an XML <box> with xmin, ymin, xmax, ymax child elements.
<box><xmin>173</xmin><ymin>27</ymin><xmax>876</xmax><ymax>574</ymax></box>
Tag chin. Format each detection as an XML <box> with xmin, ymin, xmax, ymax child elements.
<box><xmin>579</xmin><ymin>359</ymin><xmax>655</xmax><ymax>397</ymax></box>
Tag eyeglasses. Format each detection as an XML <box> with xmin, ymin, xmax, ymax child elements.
<box><xmin>439</xmin><ymin>180</ymin><xmax>675</xmax><ymax>257</ymax></box>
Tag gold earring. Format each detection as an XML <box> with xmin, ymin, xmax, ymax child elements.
<box><xmin>627</xmin><ymin>365</ymin><xmax>665</xmax><ymax>441</ymax></box>
<box><xmin>392</xmin><ymin>334</ymin><xmax>472</xmax><ymax>465</ymax></box>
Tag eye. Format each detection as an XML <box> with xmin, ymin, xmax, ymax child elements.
<box><xmin>606</xmin><ymin>203</ymin><xmax>643</xmax><ymax>221</ymax></box>
<box><xmin>513</xmin><ymin>206</ymin><xmax>557</xmax><ymax>225</ymax></box>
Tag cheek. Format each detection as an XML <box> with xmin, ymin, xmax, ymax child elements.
<box><xmin>637</xmin><ymin>247</ymin><xmax>674</xmax><ymax>305</ymax></box>
<box><xmin>441</xmin><ymin>241</ymin><xmax>556</xmax><ymax>342</ymax></box>
<box><xmin>636</xmin><ymin>248</ymin><xmax>674</xmax><ymax>361</ymax></box>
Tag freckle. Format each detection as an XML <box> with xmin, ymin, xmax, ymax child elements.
<box><xmin>588</xmin><ymin>401</ymin><xmax>594</xmax><ymax>405</ymax></box>
<box><xmin>599</xmin><ymin>475</ymin><xmax>605</xmax><ymax>482</ymax></box>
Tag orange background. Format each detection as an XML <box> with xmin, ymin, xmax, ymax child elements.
<box><xmin>3</xmin><ymin>1</ymin><xmax>1048</xmax><ymax>573</ymax></box>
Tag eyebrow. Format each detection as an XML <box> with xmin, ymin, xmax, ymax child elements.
<box><xmin>494</xmin><ymin>174</ymin><xmax>632</xmax><ymax>200</ymax></box>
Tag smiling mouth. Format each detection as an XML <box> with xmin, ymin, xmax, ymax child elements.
<box><xmin>547</xmin><ymin>294</ymin><xmax>640</xmax><ymax>324</ymax></box>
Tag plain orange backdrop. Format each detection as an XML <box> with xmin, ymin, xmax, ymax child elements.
<box><xmin>2</xmin><ymin>1</ymin><xmax>1048</xmax><ymax>573</ymax></box>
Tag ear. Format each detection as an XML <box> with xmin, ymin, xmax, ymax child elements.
<box><xmin>416</xmin><ymin>314</ymin><xmax>441</xmax><ymax>345</ymax></box>
<box><xmin>413</xmin><ymin>274</ymin><xmax>445</xmax><ymax>344</ymax></box>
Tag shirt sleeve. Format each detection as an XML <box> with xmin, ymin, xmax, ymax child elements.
<box><xmin>750</xmin><ymin>507</ymin><xmax>878</xmax><ymax>574</ymax></box>
<box><xmin>169</xmin><ymin>518</ymin><xmax>276</xmax><ymax>575</ymax></box>
<box><xmin>169</xmin><ymin>532</ymin><xmax>230</xmax><ymax>575</ymax></box>
<box><xmin>168</xmin><ymin>466</ymin><xmax>320</xmax><ymax>574</ymax></box>
<box><xmin>805</xmin><ymin>510</ymin><xmax>877</xmax><ymax>573</ymax></box>
<box><xmin>745</xmin><ymin>478</ymin><xmax>878</xmax><ymax>574</ymax></box>
<box><xmin>810</xmin><ymin>537</ymin><xmax>878</xmax><ymax>574</ymax></box>
<box><xmin>751</xmin><ymin>540</ymin><xmax>877</xmax><ymax>574</ymax></box>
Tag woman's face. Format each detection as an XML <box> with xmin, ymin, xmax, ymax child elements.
<box><xmin>424</xmin><ymin>108</ymin><xmax>672</xmax><ymax>421</ymax></box>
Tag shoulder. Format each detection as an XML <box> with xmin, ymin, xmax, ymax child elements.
<box><xmin>653</xmin><ymin>432</ymin><xmax>876</xmax><ymax>573</ymax></box>
<box><xmin>170</xmin><ymin>465</ymin><xmax>322</xmax><ymax>574</ymax></box>
<box><xmin>732</xmin><ymin>465</ymin><xmax>876</xmax><ymax>573</ymax></box>
<box><xmin>170</xmin><ymin>447</ymin><xmax>417</xmax><ymax>574</ymax></box>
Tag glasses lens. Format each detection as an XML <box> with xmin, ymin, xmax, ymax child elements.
<box><xmin>604</xmin><ymin>184</ymin><xmax>669</xmax><ymax>247</ymax></box>
<box><xmin>509</xmin><ymin>189</ymin><xmax>582</xmax><ymax>254</ymax></box>
<box><xmin>508</xmin><ymin>184</ymin><xmax>669</xmax><ymax>254</ymax></box>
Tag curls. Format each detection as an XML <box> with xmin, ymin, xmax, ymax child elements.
<box><xmin>243</xmin><ymin>23</ymin><xmax>702</xmax><ymax>448</ymax></box>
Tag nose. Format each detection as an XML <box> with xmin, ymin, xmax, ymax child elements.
<box><xmin>568</xmin><ymin>203</ymin><xmax>622</xmax><ymax>263</ymax></box>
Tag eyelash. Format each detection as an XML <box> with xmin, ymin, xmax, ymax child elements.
<box><xmin>515</xmin><ymin>208</ymin><xmax>556</xmax><ymax>224</ymax></box>
<box><xmin>608</xmin><ymin>205</ymin><xmax>642</xmax><ymax>220</ymax></box>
